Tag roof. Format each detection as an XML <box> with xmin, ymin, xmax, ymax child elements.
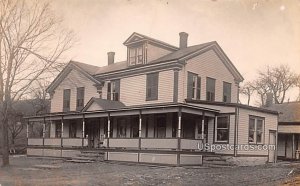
<box><xmin>71</xmin><ymin>61</ymin><xmax>101</xmax><ymax>75</ymax></box>
<box><xmin>94</xmin><ymin>61</ymin><xmax>127</xmax><ymax>75</ymax></box>
<box><xmin>267</xmin><ymin>102</ymin><xmax>300</xmax><ymax>123</ymax></box>
<box><xmin>151</xmin><ymin>42</ymin><xmax>215</xmax><ymax>63</ymax></box>
<box><xmin>82</xmin><ymin>98</ymin><xmax>126</xmax><ymax>111</ymax></box>
<box><xmin>186</xmin><ymin>99</ymin><xmax>278</xmax><ymax>115</ymax></box>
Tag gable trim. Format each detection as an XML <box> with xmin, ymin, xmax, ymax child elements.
<box><xmin>124</xmin><ymin>32</ymin><xmax>178</xmax><ymax>51</ymax></box>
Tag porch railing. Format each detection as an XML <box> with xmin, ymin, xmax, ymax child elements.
<box><xmin>141</xmin><ymin>138</ymin><xmax>178</xmax><ymax>149</ymax></box>
<box><xmin>27</xmin><ymin>138</ymin><xmax>88</xmax><ymax>147</ymax></box>
<box><xmin>28</xmin><ymin>138</ymin><xmax>203</xmax><ymax>151</ymax></box>
<box><xmin>108</xmin><ymin>138</ymin><xmax>139</xmax><ymax>148</ymax></box>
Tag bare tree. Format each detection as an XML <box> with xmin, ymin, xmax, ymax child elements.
<box><xmin>0</xmin><ymin>0</ymin><xmax>74</xmax><ymax>166</ymax></box>
<box><xmin>239</xmin><ymin>81</ymin><xmax>255</xmax><ymax>105</ymax></box>
<box><xmin>256</xmin><ymin>65</ymin><xmax>298</xmax><ymax>104</ymax></box>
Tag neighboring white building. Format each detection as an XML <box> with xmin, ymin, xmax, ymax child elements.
<box><xmin>26</xmin><ymin>32</ymin><xmax>278</xmax><ymax>166</ymax></box>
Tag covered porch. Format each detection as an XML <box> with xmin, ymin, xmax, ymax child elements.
<box><xmin>26</xmin><ymin>103</ymin><xmax>219</xmax><ymax>165</ymax></box>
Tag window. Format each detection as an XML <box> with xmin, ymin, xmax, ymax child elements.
<box><xmin>76</xmin><ymin>87</ymin><xmax>85</xmax><ymax>111</ymax></box>
<box><xmin>223</xmin><ymin>82</ymin><xmax>231</xmax><ymax>103</ymax></box>
<box><xmin>129</xmin><ymin>46</ymin><xmax>143</xmax><ymax>65</ymax></box>
<box><xmin>249</xmin><ymin>116</ymin><xmax>264</xmax><ymax>144</ymax></box>
<box><xmin>155</xmin><ymin>115</ymin><xmax>166</xmax><ymax>138</ymax></box>
<box><xmin>187</xmin><ymin>72</ymin><xmax>201</xmax><ymax>100</ymax></box>
<box><xmin>69</xmin><ymin>122</ymin><xmax>77</xmax><ymax>138</ymax></box>
<box><xmin>131</xmin><ymin>117</ymin><xmax>139</xmax><ymax>138</ymax></box>
<box><xmin>55</xmin><ymin>122</ymin><xmax>62</xmax><ymax>138</ymax></box>
<box><xmin>107</xmin><ymin>80</ymin><xmax>120</xmax><ymax>101</ymax></box>
<box><xmin>146</xmin><ymin>72</ymin><xmax>159</xmax><ymax>101</ymax></box>
<box><xmin>215</xmin><ymin>116</ymin><xmax>229</xmax><ymax>143</ymax></box>
<box><xmin>117</xmin><ymin>118</ymin><xmax>127</xmax><ymax>138</ymax></box>
<box><xmin>63</xmin><ymin>89</ymin><xmax>71</xmax><ymax>112</ymax></box>
<box><xmin>206</xmin><ymin>77</ymin><xmax>215</xmax><ymax>101</ymax></box>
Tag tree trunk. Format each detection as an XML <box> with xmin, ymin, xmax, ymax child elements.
<box><xmin>2</xmin><ymin>116</ymin><xmax>10</xmax><ymax>166</ymax></box>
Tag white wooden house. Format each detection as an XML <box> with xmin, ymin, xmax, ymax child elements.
<box><xmin>26</xmin><ymin>32</ymin><xmax>278</xmax><ymax>166</ymax></box>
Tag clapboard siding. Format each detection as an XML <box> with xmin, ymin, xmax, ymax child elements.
<box><xmin>50</xmin><ymin>69</ymin><xmax>98</xmax><ymax>112</ymax></box>
<box><xmin>237</xmin><ymin>108</ymin><xmax>277</xmax><ymax>155</ymax></box>
<box><xmin>119</xmin><ymin>70</ymin><xmax>174</xmax><ymax>106</ymax></box>
<box><xmin>184</xmin><ymin>50</ymin><xmax>238</xmax><ymax>103</ymax></box>
<box><xmin>278</xmin><ymin>125</ymin><xmax>300</xmax><ymax>133</ymax></box>
<box><xmin>147</xmin><ymin>43</ymin><xmax>173</xmax><ymax>63</ymax></box>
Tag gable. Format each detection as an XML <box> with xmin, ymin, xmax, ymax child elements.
<box><xmin>46</xmin><ymin>62</ymin><xmax>101</xmax><ymax>93</ymax></box>
<box><xmin>184</xmin><ymin>43</ymin><xmax>244</xmax><ymax>83</ymax></box>
<box><xmin>86</xmin><ymin>101</ymin><xmax>103</xmax><ymax>111</ymax></box>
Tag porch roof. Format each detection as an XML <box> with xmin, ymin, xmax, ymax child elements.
<box><xmin>25</xmin><ymin>102</ymin><xmax>219</xmax><ymax>122</ymax></box>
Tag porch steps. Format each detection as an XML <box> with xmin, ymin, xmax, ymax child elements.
<box><xmin>202</xmin><ymin>155</ymin><xmax>235</xmax><ymax>167</ymax></box>
<box><xmin>66</xmin><ymin>150</ymin><xmax>105</xmax><ymax>163</ymax></box>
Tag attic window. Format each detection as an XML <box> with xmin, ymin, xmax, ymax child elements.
<box><xmin>129</xmin><ymin>46</ymin><xmax>143</xmax><ymax>65</ymax></box>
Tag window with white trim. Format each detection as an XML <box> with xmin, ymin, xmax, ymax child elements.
<box><xmin>187</xmin><ymin>72</ymin><xmax>201</xmax><ymax>100</ymax></box>
<box><xmin>249</xmin><ymin>116</ymin><xmax>264</xmax><ymax>144</ymax></box>
<box><xmin>215</xmin><ymin>116</ymin><xmax>229</xmax><ymax>143</ymax></box>
<box><xmin>206</xmin><ymin>77</ymin><xmax>215</xmax><ymax>101</ymax></box>
<box><xmin>129</xmin><ymin>46</ymin><xmax>143</xmax><ymax>65</ymax></box>
<box><xmin>107</xmin><ymin>80</ymin><xmax>120</xmax><ymax>101</ymax></box>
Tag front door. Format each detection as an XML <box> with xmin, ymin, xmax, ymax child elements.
<box><xmin>268</xmin><ymin>130</ymin><xmax>277</xmax><ymax>163</ymax></box>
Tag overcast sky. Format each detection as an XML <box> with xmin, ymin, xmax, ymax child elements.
<box><xmin>49</xmin><ymin>0</ymin><xmax>300</xmax><ymax>102</ymax></box>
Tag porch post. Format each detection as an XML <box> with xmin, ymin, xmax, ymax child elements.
<box><xmin>82</xmin><ymin>115</ymin><xmax>85</xmax><ymax>147</ymax></box>
<box><xmin>139</xmin><ymin>110</ymin><xmax>142</xmax><ymax>149</ymax></box>
<box><xmin>201</xmin><ymin>111</ymin><xmax>205</xmax><ymax>140</ymax></box>
<box><xmin>292</xmin><ymin>133</ymin><xmax>295</xmax><ymax>159</ymax></box>
<box><xmin>43</xmin><ymin>117</ymin><xmax>46</xmax><ymax>147</ymax></box>
<box><xmin>177</xmin><ymin>107</ymin><xmax>182</xmax><ymax>166</ymax></box>
<box><xmin>26</xmin><ymin>120</ymin><xmax>29</xmax><ymax>147</ymax></box>
<box><xmin>177</xmin><ymin>108</ymin><xmax>182</xmax><ymax>138</ymax></box>
<box><xmin>107</xmin><ymin>113</ymin><xmax>110</xmax><ymax>148</ymax></box>
<box><xmin>61</xmin><ymin>116</ymin><xmax>64</xmax><ymax>147</ymax></box>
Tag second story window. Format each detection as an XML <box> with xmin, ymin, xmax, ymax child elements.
<box><xmin>146</xmin><ymin>72</ymin><xmax>159</xmax><ymax>101</ymax></box>
<box><xmin>187</xmin><ymin>72</ymin><xmax>201</xmax><ymax>100</ymax></box>
<box><xmin>63</xmin><ymin>89</ymin><xmax>71</xmax><ymax>112</ymax></box>
<box><xmin>107</xmin><ymin>80</ymin><xmax>120</xmax><ymax>101</ymax></box>
<box><xmin>223</xmin><ymin>82</ymin><xmax>231</xmax><ymax>103</ymax></box>
<box><xmin>206</xmin><ymin>77</ymin><xmax>215</xmax><ymax>101</ymax></box>
<box><xmin>129</xmin><ymin>46</ymin><xmax>143</xmax><ymax>66</ymax></box>
<box><xmin>76</xmin><ymin>87</ymin><xmax>85</xmax><ymax>111</ymax></box>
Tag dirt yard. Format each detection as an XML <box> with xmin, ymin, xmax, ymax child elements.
<box><xmin>0</xmin><ymin>156</ymin><xmax>299</xmax><ymax>186</ymax></box>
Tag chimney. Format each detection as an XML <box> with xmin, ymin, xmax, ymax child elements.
<box><xmin>265</xmin><ymin>93</ymin><xmax>273</xmax><ymax>107</ymax></box>
<box><xmin>179</xmin><ymin>32</ymin><xmax>188</xmax><ymax>49</ymax></box>
<box><xmin>107</xmin><ymin>52</ymin><xmax>115</xmax><ymax>65</ymax></box>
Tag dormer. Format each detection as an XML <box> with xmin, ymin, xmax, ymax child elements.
<box><xmin>123</xmin><ymin>32</ymin><xmax>178</xmax><ymax>67</ymax></box>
